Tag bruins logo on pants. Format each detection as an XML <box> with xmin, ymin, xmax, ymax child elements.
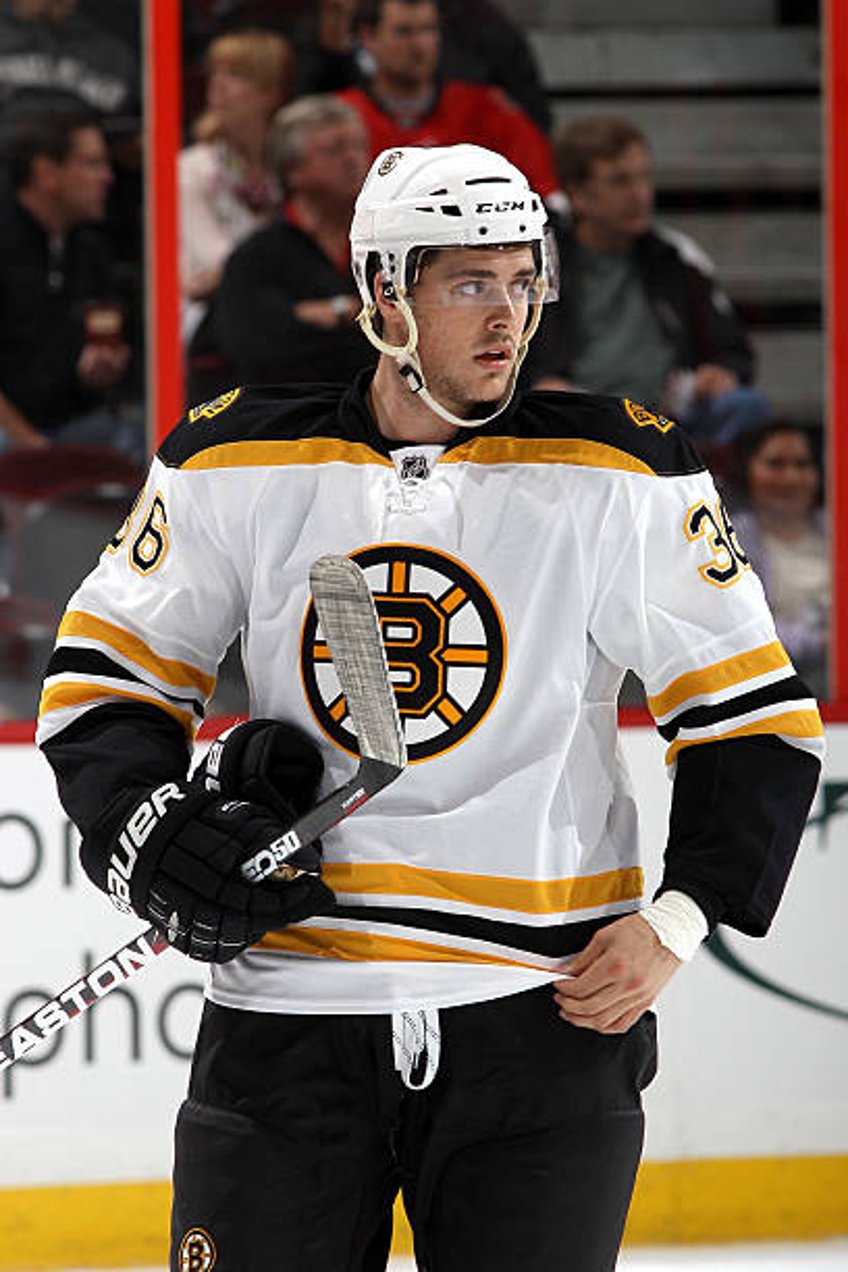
<box><xmin>301</xmin><ymin>544</ymin><xmax>506</xmax><ymax>762</ymax></box>
<box><xmin>178</xmin><ymin>1227</ymin><xmax>217</xmax><ymax>1270</ymax></box>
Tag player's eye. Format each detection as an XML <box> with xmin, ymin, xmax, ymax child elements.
<box><xmin>453</xmin><ymin>280</ymin><xmax>487</xmax><ymax>300</ymax></box>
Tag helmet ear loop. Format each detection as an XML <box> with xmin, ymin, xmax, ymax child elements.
<box><xmin>516</xmin><ymin>291</ymin><xmax>545</xmax><ymax>362</ymax></box>
<box><xmin>357</xmin><ymin>292</ymin><xmax>421</xmax><ymax>367</ymax></box>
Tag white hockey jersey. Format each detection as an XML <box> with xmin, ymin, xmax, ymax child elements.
<box><xmin>37</xmin><ymin>381</ymin><xmax>823</xmax><ymax>1014</ymax></box>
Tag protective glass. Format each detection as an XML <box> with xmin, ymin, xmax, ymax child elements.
<box><xmin>404</xmin><ymin>226</ymin><xmax>560</xmax><ymax>307</ymax></box>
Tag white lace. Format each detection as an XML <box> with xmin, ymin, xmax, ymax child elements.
<box><xmin>391</xmin><ymin>1008</ymin><xmax>441</xmax><ymax>1090</ymax></box>
<box><xmin>385</xmin><ymin>473</ymin><xmax>429</xmax><ymax>515</ymax></box>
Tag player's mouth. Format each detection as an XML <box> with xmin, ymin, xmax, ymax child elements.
<box><xmin>473</xmin><ymin>346</ymin><xmax>513</xmax><ymax>370</ymax></box>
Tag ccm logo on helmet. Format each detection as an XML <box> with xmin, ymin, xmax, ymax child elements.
<box><xmin>475</xmin><ymin>200</ymin><xmax>528</xmax><ymax>213</ymax></box>
<box><xmin>106</xmin><ymin>782</ymin><xmax>186</xmax><ymax>913</ymax></box>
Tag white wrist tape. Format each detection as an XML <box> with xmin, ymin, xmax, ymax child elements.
<box><xmin>640</xmin><ymin>890</ymin><xmax>709</xmax><ymax>962</ymax></box>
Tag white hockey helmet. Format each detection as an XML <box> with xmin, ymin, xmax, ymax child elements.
<box><xmin>350</xmin><ymin>144</ymin><xmax>556</xmax><ymax>428</ymax></box>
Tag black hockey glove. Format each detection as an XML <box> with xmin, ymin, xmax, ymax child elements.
<box><xmin>80</xmin><ymin>720</ymin><xmax>336</xmax><ymax>963</ymax></box>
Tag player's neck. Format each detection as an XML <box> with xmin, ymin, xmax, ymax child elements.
<box><xmin>368</xmin><ymin>359</ymin><xmax>460</xmax><ymax>445</ymax></box>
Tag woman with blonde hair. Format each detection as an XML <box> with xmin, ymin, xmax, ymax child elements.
<box><xmin>179</xmin><ymin>28</ymin><xmax>293</xmax><ymax>342</ymax></box>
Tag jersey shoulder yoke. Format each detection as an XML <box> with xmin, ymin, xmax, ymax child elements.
<box><xmin>511</xmin><ymin>390</ymin><xmax>706</xmax><ymax>478</ymax></box>
<box><xmin>157</xmin><ymin>384</ymin><xmax>347</xmax><ymax>469</ymax></box>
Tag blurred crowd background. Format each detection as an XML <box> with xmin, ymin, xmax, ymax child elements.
<box><xmin>0</xmin><ymin>0</ymin><xmax>827</xmax><ymax>718</ymax></box>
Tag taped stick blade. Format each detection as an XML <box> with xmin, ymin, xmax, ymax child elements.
<box><xmin>309</xmin><ymin>555</ymin><xmax>406</xmax><ymax>769</ymax></box>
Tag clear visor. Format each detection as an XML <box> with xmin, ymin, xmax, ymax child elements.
<box><xmin>403</xmin><ymin>226</ymin><xmax>559</xmax><ymax>307</ymax></box>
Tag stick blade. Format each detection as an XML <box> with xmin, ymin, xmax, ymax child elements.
<box><xmin>310</xmin><ymin>555</ymin><xmax>406</xmax><ymax>769</ymax></box>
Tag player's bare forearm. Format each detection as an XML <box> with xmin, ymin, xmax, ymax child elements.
<box><xmin>552</xmin><ymin>913</ymin><xmax>681</xmax><ymax>1035</ymax></box>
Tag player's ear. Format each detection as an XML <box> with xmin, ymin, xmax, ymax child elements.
<box><xmin>373</xmin><ymin>274</ymin><xmax>398</xmax><ymax>322</ymax></box>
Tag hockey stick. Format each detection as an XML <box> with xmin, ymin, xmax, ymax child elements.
<box><xmin>0</xmin><ymin>555</ymin><xmax>406</xmax><ymax>1072</ymax></box>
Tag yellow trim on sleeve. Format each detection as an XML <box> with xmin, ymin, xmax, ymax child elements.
<box><xmin>58</xmin><ymin>610</ymin><xmax>216</xmax><ymax>697</ymax></box>
<box><xmin>647</xmin><ymin>641</ymin><xmax>791</xmax><ymax>719</ymax></box>
<box><xmin>664</xmin><ymin>708</ymin><xmax>824</xmax><ymax>765</ymax></box>
<box><xmin>38</xmin><ymin>680</ymin><xmax>198</xmax><ymax>735</ymax></box>
<box><xmin>322</xmin><ymin>862</ymin><xmax>644</xmax><ymax>915</ymax></box>
<box><xmin>179</xmin><ymin>438</ymin><xmax>392</xmax><ymax>471</ymax></box>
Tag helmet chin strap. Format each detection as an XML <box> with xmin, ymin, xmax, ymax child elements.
<box><xmin>357</xmin><ymin>293</ymin><xmax>543</xmax><ymax>430</ymax></box>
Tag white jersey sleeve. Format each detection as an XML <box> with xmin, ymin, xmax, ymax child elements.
<box><xmin>37</xmin><ymin>452</ymin><xmax>247</xmax><ymax>748</ymax></box>
<box><xmin>589</xmin><ymin>460</ymin><xmax>822</xmax><ymax>772</ymax></box>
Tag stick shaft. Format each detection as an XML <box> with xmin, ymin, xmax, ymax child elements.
<box><xmin>0</xmin><ymin>925</ymin><xmax>168</xmax><ymax>1072</ymax></box>
<box><xmin>0</xmin><ymin>754</ymin><xmax>405</xmax><ymax>1070</ymax></box>
<box><xmin>2</xmin><ymin>558</ymin><xmax>406</xmax><ymax>1070</ymax></box>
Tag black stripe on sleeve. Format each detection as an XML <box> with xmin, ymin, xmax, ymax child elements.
<box><xmin>657</xmin><ymin>673</ymin><xmax>811</xmax><ymax>742</ymax></box>
<box><xmin>45</xmin><ymin>648</ymin><xmax>206</xmax><ymax>719</ymax></box>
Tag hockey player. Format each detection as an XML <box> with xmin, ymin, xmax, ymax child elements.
<box><xmin>37</xmin><ymin>145</ymin><xmax>822</xmax><ymax>1271</ymax></box>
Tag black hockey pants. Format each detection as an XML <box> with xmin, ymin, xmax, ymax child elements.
<box><xmin>170</xmin><ymin>986</ymin><xmax>656</xmax><ymax>1271</ymax></box>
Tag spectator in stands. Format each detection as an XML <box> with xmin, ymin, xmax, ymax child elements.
<box><xmin>182</xmin><ymin>2</ymin><xmax>359</xmax><ymax>121</ymax></box>
<box><xmin>531</xmin><ymin>115</ymin><xmax>770</xmax><ymax>442</ymax></box>
<box><xmin>431</xmin><ymin>0</ymin><xmax>551</xmax><ymax>133</ymax></box>
<box><xmin>211</xmin><ymin>94</ymin><xmax>374</xmax><ymax>391</ymax></box>
<box><xmin>0</xmin><ymin>105</ymin><xmax>139</xmax><ymax>456</ymax></box>
<box><xmin>183</xmin><ymin>0</ymin><xmax>551</xmax><ymax>133</ymax></box>
<box><xmin>0</xmin><ymin>0</ymin><xmax>139</xmax><ymax>127</ymax></box>
<box><xmin>333</xmin><ymin>0</ymin><xmax>559</xmax><ymax>204</ymax></box>
<box><xmin>731</xmin><ymin>421</ymin><xmax>828</xmax><ymax>698</ymax></box>
<box><xmin>0</xmin><ymin>0</ymin><xmax>143</xmax><ymax>304</ymax></box>
<box><xmin>180</xmin><ymin>27</ymin><xmax>294</xmax><ymax>345</ymax></box>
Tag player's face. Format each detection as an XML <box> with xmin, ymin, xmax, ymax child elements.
<box><xmin>364</xmin><ymin>0</ymin><xmax>441</xmax><ymax>91</ymax></box>
<box><xmin>408</xmin><ymin>246</ymin><xmax>536</xmax><ymax>417</ymax></box>
<box><xmin>747</xmin><ymin>430</ymin><xmax>820</xmax><ymax>517</ymax></box>
<box><xmin>53</xmin><ymin>127</ymin><xmax>113</xmax><ymax>224</ymax></box>
<box><xmin>569</xmin><ymin>141</ymin><xmax>655</xmax><ymax>250</ymax></box>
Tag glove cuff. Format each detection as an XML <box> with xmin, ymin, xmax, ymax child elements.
<box><xmin>81</xmin><ymin>779</ymin><xmax>211</xmax><ymax>918</ymax></box>
<box><xmin>197</xmin><ymin>718</ymin><xmax>324</xmax><ymax>818</ymax></box>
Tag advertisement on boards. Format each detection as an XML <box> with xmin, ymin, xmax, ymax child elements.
<box><xmin>0</xmin><ymin>728</ymin><xmax>846</xmax><ymax>1188</ymax></box>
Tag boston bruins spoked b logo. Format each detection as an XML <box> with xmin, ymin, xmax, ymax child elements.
<box><xmin>178</xmin><ymin>1227</ymin><xmax>217</xmax><ymax>1270</ymax></box>
<box><xmin>301</xmin><ymin>545</ymin><xmax>506</xmax><ymax>762</ymax></box>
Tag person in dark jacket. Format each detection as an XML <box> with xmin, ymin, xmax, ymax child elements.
<box><xmin>530</xmin><ymin>115</ymin><xmax>770</xmax><ymax>444</ymax></box>
<box><xmin>207</xmin><ymin>94</ymin><xmax>375</xmax><ymax>394</ymax></box>
<box><xmin>0</xmin><ymin>104</ymin><xmax>138</xmax><ymax>455</ymax></box>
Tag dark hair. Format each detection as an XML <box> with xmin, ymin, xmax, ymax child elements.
<box><xmin>735</xmin><ymin>419</ymin><xmax>824</xmax><ymax>502</ymax></box>
<box><xmin>356</xmin><ymin>0</ymin><xmax>441</xmax><ymax>29</ymax></box>
<box><xmin>738</xmin><ymin>419</ymin><xmax>821</xmax><ymax>466</ymax></box>
<box><xmin>553</xmin><ymin>115</ymin><xmax>649</xmax><ymax>190</ymax></box>
<box><xmin>4</xmin><ymin>104</ymin><xmax>101</xmax><ymax>190</ymax></box>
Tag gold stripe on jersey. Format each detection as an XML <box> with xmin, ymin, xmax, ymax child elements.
<box><xmin>176</xmin><ymin>431</ymin><xmax>659</xmax><ymax>476</ymax></box>
<box><xmin>39</xmin><ymin>680</ymin><xmax>197</xmax><ymax>734</ymax></box>
<box><xmin>665</xmin><ymin>708</ymin><xmax>824</xmax><ymax>766</ymax></box>
<box><xmin>179</xmin><ymin>438</ymin><xmax>393</xmax><ymax>471</ymax></box>
<box><xmin>442</xmin><ymin>436</ymin><xmax>657</xmax><ymax>475</ymax></box>
<box><xmin>322</xmin><ymin>862</ymin><xmax>643</xmax><ymax>915</ymax></box>
<box><xmin>57</xmin><ymin>611</ymin><xmax>216</xmax><ymax>697</ymax></box>
<box><xmin>258</xmin><ymin>926</ymin><xmax>556</xmax><ymax>970</ymax></box>
<box><xmin>647</xmin><ymin>641</ymin><xmax>791</xmax><ymax>720</ymax></box>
